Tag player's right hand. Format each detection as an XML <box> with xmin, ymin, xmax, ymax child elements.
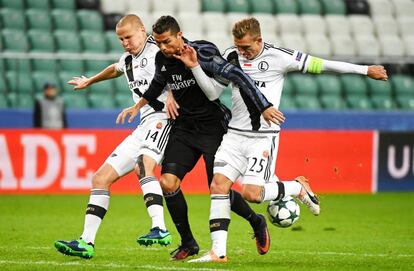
<box><xmin>116</xmin><ymin>106</ymin><xmax>139</xmax><ymax>124</ymax></box>
<box><xmin>67</xmin><ymin>75</ymin><xmax>90</xmax><ymax>90</ymax></box>
<box><xmin>173</xmin><ymin>45</ymin><xmax>199</xmax><ymax>68</ymax></box>
<box><xmin>262</xmin><ymin>107</ymin><xmax>285</xmax><ymax>127</ymax></box>
<box><xmin>367</xmin><ymin>65</ymin><xmax>388</xmax><ymax>81</ymax></box>
<box><xmin>166</xmin><ymin>90</ymin><xmax>180</xmax><ymax>120</ymax></box>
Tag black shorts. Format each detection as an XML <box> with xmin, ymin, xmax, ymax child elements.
<box><xmin>161</xmin><ymin>127</ymin><xmax>225</xmax><ymax>186</ymax></box>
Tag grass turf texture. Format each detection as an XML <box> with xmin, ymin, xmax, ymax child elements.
<box><xmin>0</xmin><ymin>193</ymin><xmax>413</xmax><ymax>271</ymax></box>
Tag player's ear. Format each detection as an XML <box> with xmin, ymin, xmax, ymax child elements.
<box><xmin>256</xmin><ymin>36</ymin><xmax>263</xmax><ymax>43</ymax></box>
<box><xmin>176</xmin><ymin>31</ymin><xmax>183</xmax><ymax>39</ymax></box>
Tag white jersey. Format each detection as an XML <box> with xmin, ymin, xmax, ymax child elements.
<box><xmin>222</xmin><ymin>42</ymin><xmax>308</xmax><ymax>134</ymax></box>
<box><xmin>116</xmin><ymin>36</ymin><xmax>167</xmax><ymax>119</ymax></box>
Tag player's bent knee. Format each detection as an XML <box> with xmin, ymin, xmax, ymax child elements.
<box><xmin>159</xmin><ymin>173</ymin><xmax>180</xmax><ymax>193</ymax></box>
<box><xmin>161</xmin><ymin>163</ymin><xmax>187</xmax><ymax>180</ymax></box>
<box><xmin>241</xmin><ymin>189</ymin><xmax>261</xmax><ymax>203</ymax></box>
<box><xmin>210</xmin><ymin>180</ymin><xmax>228</xmax><ymax>194</ymax></box>
<box><xmin>241</xmin><ymin>185</ymin><xmax>262</xmax><ymax>203</ymax></box>
<box><xmin>92</xmin><ymin>164</ymin><xmax>120</xmax><ymax>189</ymax></box>
<box><xmin>92</xmin><ymin>172</ymin><xmax>111</xmax><ymax>189</ymax></box>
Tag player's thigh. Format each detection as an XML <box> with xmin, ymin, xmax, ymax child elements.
<box><xmin>161</xmin><ymin>130</ymin><xmax>201</xmax><ymax>181</ymax></box>
<box><xmin>199</xmin><ymin>133</ymin><xmax>227</xmax><ymax>185</ymax></box>
<box><xmin>213</xmin><ymin>132</ymin><xmax>246</xmax><ymax>183</ymax></box>
<box><xmin>242</xmin><ymin>134</ymin><xmax>279</xmax><ymax>186</ymax></box>
<box><xmin>92</xmin><ymin>162</ymin><xmax>121</xmax><ymax>188</ymax></box>
<box><xmin>105</xmin><ymin>131</ymin><xmax>143</xmax><ymax>177</ymax></box>
<box><xmin>137</xmin><ymin>116</ymin><xmax>172</xmax><ymax>165</ymax></box>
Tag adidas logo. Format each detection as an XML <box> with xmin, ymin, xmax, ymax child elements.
<box><xmin>161</xmin><ymin>65</ymin><xmax>166</xmax><ymax>71</ymax></box>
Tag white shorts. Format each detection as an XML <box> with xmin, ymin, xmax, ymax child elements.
<box><xmin>214</xmin><ymin>131</ymin><xmax>280</xmax><ymax>186</ymax></box>
<box><xmin>105</xmin><ymin>113</ymin><xmax>172</xmax><ymax>176</ymax></box>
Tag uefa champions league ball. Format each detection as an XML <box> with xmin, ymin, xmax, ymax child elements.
<box><xmin>267</xmin><ymin>196</ymin><xmax>300</xmax><ymax>228</ymax></box>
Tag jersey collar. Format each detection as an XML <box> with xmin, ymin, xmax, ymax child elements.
<box><xmin>133</xmin><ymin>35</ymin><xmax>152</xmax><ymax>59</ymax></box>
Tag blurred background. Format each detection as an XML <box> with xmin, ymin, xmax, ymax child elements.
<box><xmin>0</xmin><ymin>0</ymin><xmax>413</xmax><ymax>194</ymax></box>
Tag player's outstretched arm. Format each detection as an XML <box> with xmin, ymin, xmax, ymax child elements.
<box><xmin>68</xmin><ymin>63</ymin><xmax>122</xmax><ymax>90</ymax></box>
<box><xmin>305</xmin><ymin>57</ymin><xmax>388</xmax><ymax>81</ymax></box>
<box><xmin>116</xmin><ymin>98</ymin><xmax>149</xmax><ymax>124</ymax></box>
<box><xmin>197</xmin><ymin>45</ymin><xmax>272</xmax><ymax>112</ymax></box>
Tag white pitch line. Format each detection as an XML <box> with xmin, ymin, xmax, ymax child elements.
<box><xmin>0</xmin><ymin>260</ymin><xmax>229</xmax><ymax>271</ymax></box>
<box><xmin>8</xmin><ymin>246</ymin><xmax>164</xmax><ymax>251</ymax></box>
<box><xmin>269</xmin><ymin>250</ymin><xmax>414</xmax><ymax>258</ymax></box>
<box><xmin>4</xmin><ymin>246</ymin><xmax>413</xmax><ymax>258</ymax></box>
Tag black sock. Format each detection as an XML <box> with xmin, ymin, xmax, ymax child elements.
<box><xmin>164</xmin><ymin>187</ymin><xmax>195</xmax><ymax>245</ymax></box>
<box><xmin>230</xmin><ymin>190</ymin><xmax>261</xmax><ymax>228</ymax></box>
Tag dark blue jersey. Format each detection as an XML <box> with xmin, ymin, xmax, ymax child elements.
<box><xmin>142</xmin><ymin>38</ymin><xmax>272</xmax><ymax>134</ymax></box>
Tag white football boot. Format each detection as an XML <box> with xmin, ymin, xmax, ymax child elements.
<box><xmin>188</xmin><ymin>250</ymin><xmax>228</xmax><ymax>263</ymax></box>
<box><xmin>295</xmin><ymin>176</ymin><xmax>320</xmax><ymax>216</ymax></box>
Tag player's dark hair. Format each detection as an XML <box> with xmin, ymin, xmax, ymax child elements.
<box><xmin>152</xmin><ymin>15</ymin><xmax>181</xmax><ymax>35</ymax></box>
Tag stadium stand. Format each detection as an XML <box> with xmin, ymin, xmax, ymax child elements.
<box><xmin>0</xmin><ymin>0</ymin><xmax>413</xmax><ymax>111</ymax></box>
<box><xmin>320</xmin><ymin>0</ymin><xmax>346</xmax><ymax>15</ymax></box>
<box><xmin>297</xmin><ymin>0</ymin><xmax>322</xmax><ymax>14</ymax></box>
<box><xmin>26</xmin><ymin>0</ymin><xmax>50</xmax><ymax>10</ymax></box>
<box><xmin>51</xmin><ymin>9</ymin><xmax>79</xmax><ymax>31</ymax></box>
<box><xmin>51</xmin><ymin>0</ymin><xmax>75</xmax><ymax>10</ymax></box>
<box><xmin>26</xmin><ymin>9</ymin><xmax>52</xmax><ymax>31</ymax></box>
<box><xmin>250</xmin><ymin>0</ymin><xmax>274</xmax><ymax>14</ymax></box>
<box><xmin>273</xmin><ymin>0</ymin><xmax>298</xmax><ymax>14</ymax></box>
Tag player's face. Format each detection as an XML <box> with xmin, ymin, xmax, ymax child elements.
<box><xmin>153</xmin><ymin>30</ymin><xmax>183</xmax><ymax>58</ymax></box>
<box><xmin>116</xmin><ymin>23</ymin><xmax>147</xmax><ymax>55</ymax></box>
<box><xmin>234</xmin><ymin>34</ymin><xmax>262</xmax><ymax>60</ymax></box>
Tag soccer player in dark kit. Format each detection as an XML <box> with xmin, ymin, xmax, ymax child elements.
<box><xmin>117</xmin><ymin>15</ymin><xmax>285</xmax><ymax>260</ymax></box>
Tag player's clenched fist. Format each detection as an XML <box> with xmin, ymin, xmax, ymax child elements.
<box><xmin>367</xmin><ymin>65</ymin><xmax>388</xmax><ymax>81</ymax></box>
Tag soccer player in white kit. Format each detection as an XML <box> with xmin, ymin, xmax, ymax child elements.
<box><xmin>188</xmin><ymin>18</ymin><xmax>388</xmax><ymax>262</ymax></box>
<box><xmin>54</xmin><ymin>15</ymin><xmax>172</xmax><ymax>259</ymax></box>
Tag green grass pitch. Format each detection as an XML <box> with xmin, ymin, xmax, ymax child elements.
<box><xmin>1</xmin><ymin>193</ymin><xmax>413</xmax><ymax>271</ymax></box>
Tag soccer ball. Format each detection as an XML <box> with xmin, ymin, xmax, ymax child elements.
<box><xmin>267</xmin><ymin>196</ymin><xmax>300</xmax><ymax>228</ymax></box>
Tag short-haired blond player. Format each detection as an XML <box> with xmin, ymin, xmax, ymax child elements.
<box><xmin>54</xmin><ymin>15</ymin><xmax>174</xmax><ymax>259</ymax></box>
<box><xmin>187</xmin><ymin>18</ymin><xmax>388</xmax><ymax>262</ymax></box>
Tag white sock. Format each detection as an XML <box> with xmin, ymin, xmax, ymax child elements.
<box><xmin>140</xmin><ymin>176</ymin><xmax>166</xmax><ymax>231</ymax></box>
<box><xmin>210</xmin><ymin>194</ymin><xmax>230</xmax><ymax>257</ymax></box>
<box><xmin>263</xmin><ymin>182</ymin><xmax>279</xmax><ymax>201</ymax></box>
<box><xmin>81</xmin><ymin>189</ymin><xmax>110</xmax><ymax>244</ymax></box>
<box><xmin>282</xmin><ymin>181</ymin><xmax>302</xmax><ymax>197</ymax></box>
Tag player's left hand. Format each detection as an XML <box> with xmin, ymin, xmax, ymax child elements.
<box><xmin>262</xmin><ymin>107</ymin><xmax>285</xmax><ymax>126</ymax></box>
<box><xmin>116</xmin><ymin>106</ymin><xmax>139</xmax><ymax>124</ymax></box>
<box><xmin>367</xmin><ymin>65</ymin><xmax>388</xmax><ymax>81</ymax></box>
<box><xmin>166</xmin><ymin>90</ymin><xmax>180</xmax><ymax>120</ymax></box>
<box><xmin>173</xmin><ymin>45</ymin><xmax>199</xmax><ymax>68</ymax></box>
